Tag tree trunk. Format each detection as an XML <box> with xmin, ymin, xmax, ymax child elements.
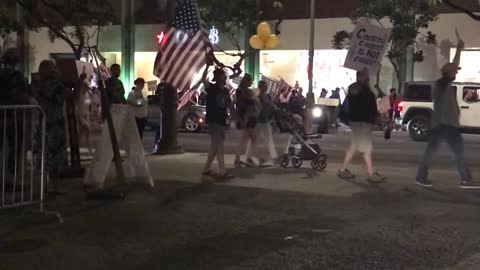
<box><xmin>156</xmin><ymin>84</ymin><xmax>183</xmax><ymax>155</ymax></box>
<box><xmin>388</xmin><ymin>56</ymin><xmax>402</xmax><ymax>92</ymax></box>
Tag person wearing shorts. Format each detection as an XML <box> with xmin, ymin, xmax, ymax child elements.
<box><xmin>234</xmin><ymin>74</ymin><xmax>260</xmax><ymax>166</ymax></box>
<box><xmin>202</xmin><ymin>69</ymin><xmax>234</xmax><ymax>180</ymax></box>
<box><xmin>338</xmin><ymin>68</ymin><xmax>385</xmax><ymax>183</ymax></box>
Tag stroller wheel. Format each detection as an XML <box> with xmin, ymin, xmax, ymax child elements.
<box><xmin>292</xmin><ymin>156</ymin><xmax>303</xmax><ymax>168</ymax></box>
<box><xmin>278</xmin><ymin>155</ymin><xmax>290</xmax><ymax>168</ymax></box>
<box><xmin>312</xmin><ymin>155</ymin><xmax>327</xmax><ymax>171</ymax></box>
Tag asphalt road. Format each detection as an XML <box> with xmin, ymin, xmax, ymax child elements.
<box><xmin>144</xmin><ymin>130</ymin><xmax>480</xmax><ymax>168</ymax></box>
<box><xmin>3</xmin><ymin>131</ymin><xmax>480</xmax><ymax>269</ymax></box>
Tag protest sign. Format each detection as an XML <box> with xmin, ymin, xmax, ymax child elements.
<box><xmin>147</xmin><ymin>80</ymin><xmax>158</xmax><ymax>94</ymax></box>
<box><xmin>344</xmin><ymin>22</ymin><xmax>391</xmax><ymax>73</ymax></box>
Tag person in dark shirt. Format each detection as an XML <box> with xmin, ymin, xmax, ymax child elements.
<box><xmin>288</xmin><ymin>89</ymin><xmax>306</xmax><ymax>117</ymax></box>
<box><xmin>0</xmin><ymin>48</ymin><xmax>28</xmax><ymax>176</ymax></box>
<box><xmin>234</xmin><ymin>74</ymin><xmax>259</xmax><ymax>166</ymax></box>
<box><xmin>329</xmin><ymin>87</ymin><xmax>341</xmax><ymax>127</ymax></box>
<box><xmin>203</xmin><ymin>68</ymin><xmax>234</xmax><ymax>180</ymax></box>
<box><xmin>338</xmin><ymin>68</ymin><xmax>385</xmax><ymax>183</ymax></box>
<box><xmin>105</xmin><ymin>64</ymin><xmax>126</xmax><ymax>105</ymax></box>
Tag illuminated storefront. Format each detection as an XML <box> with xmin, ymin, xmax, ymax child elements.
<box><xmin>26</xmin><ymin>12</ymin><xmax>480</xmax><ymax>97</ymax></box>
<box><xmin>260</xmin><ymin>50</ymin><xmax>356</xmax><ymax>98</ymax></box>
<box><xmin>450</xmin><ymin>49</ymin><xmax>480</xmax><ymax>83</ymax></box>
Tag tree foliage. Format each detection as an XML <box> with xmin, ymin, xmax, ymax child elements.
<box><xmin>199</xmin><ymin>0</ymin><xmax>257</xmax><ymax>51</ymax></box>
<box><xmin>332</xmin><ymin>0</ymin><xmax>439</xmax><ymax>87</ymax></box>
<box><xmin>198</xmin><ymin>0</ymin><xmax>284</xmax><ymax>78</ymax></box>
<box><xmin>428</xmin><ymin>0</ymin><xmax>480</xmax><ymax>21</ymax></box>
<box><xmin>197</xmin><ymin>0</ymin><xmax>257</xmax><ymax>77</ymax></box>
<box><xmin>15</xmin><ymin>0</ymin><xmax>114</xmax><ymax>60</ymax></box>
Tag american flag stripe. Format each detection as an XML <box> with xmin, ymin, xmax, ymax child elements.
<box><xmin>178</xmin><ymin>89</ymin><xmax>198</xmax><ymax>111</ymax></box>
<box><xmin>260</xmin><ymin>74</ymin><xmax>279</xmax><ymax>96</ymax></box>
<box><xmin>160</xmin><ymin>29</ymin><xmax>198</xmax><ymax>82</ymax></box>
<box><xmin>153</xmin><ymin>0</ymin><xmax>209</xmax><ymax>91</ymax></box>
<box><xmin>178</xmin><ymin>54</ymin><xmax>205</xmax><ymax>90</ymax></box>
<box><xmin>170</xmin><ymin>34</ymin><xmax>205</xmax><ymax>88</ymax></box>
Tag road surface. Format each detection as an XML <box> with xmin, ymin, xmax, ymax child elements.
<box><xmin>144</xmin><ymin>130</ymin><xmax>480</xmax><ymax>168</ymax></box>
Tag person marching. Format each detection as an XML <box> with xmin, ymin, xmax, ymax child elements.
<box><xmin>338</xmin><ymin>68</ymin><xmax>386</xmax><ymax>183</ymax></box>
<box><xmin>416</xmin><ymin>31</ymin><xmax>479</xmax><ymax>189</ymax></box>
<box><xmin>202</xmin><ymin>69</ymin><xmax>234</xmax><ymax>179</ymax></box>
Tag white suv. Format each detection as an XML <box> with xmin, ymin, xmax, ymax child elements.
<box><xmin>400</xmin><ymin>81</ymin><xmax>480</xmax><ymax>141</ymax></box>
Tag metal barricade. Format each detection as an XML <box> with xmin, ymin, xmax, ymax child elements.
<box><xmin>0</xmin><ymin>105</ymin><xmax>61</xmax><ymax>221</ymax></box>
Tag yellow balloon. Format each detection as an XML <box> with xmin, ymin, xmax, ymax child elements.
<box><xmin>265</xmin><ymin>34</ymin><xmax>280</xmax><ymax>49</ymax></box>
<box><xmin>249</xmin><ymin>35</ymin><xmax>264</xmax><ymax>50</ymax></box>
<box><xmin>257</xmin><ymin>22</ymin><xmax>272</xmax><ymax>41</ymax></box>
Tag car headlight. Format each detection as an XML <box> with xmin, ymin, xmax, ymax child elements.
<box><xmin>312</xmin><ymin>107</ymin><xmax>323</xmax><ymax>118</ymax></box>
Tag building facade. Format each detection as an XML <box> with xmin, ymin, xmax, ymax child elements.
<box><xmin>12</xmin><ymin>0</ymin><xmax>480</xmax><ymax>97</ymax></box>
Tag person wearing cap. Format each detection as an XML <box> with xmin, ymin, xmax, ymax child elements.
<box><xmin>416</xmin><ymin>34</ymin><xmax>479</xmax><ymax>189</ymax></box>
<box><xmin>128</xmin><ymin>78</ymin><xmax>148</xmax><ymax>139</ymax></box>
<box><xmin>202</xmin><ymin>68</ymin><xmax>234</xmax><ymax>180</ymax></box>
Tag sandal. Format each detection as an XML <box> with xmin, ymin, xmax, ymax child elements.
<box><xmin>367</xmin><ymin>172</ymin><xmax>386</xmax><ymax>183</ymax></box>
<box><xmin>202</xmin><ymin>170</ymin><xmax>217</xmax><ymax>177</ymax></box>
<box><xmin>338</xmin><ymin>169</ymin><xmax>355</xmax><ymax>180</ymax></box>
<box><xmin>218</xmin><ymin>172</ymin><xmax>235</xmax><ymax>180</ymax></box>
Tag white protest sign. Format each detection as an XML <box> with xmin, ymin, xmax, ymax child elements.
<box><xmin>344</xmin><ymin>22</ymin><xmax>391</xmax><ymax>73</ymax></box>
<box><xmin>147</xmin><ymin>80</ymin><xmax>158</xmax><ymax>93</ymax></box>
<box><xmin>76</xmin><ymin>61</ymin><xmax>95</xmax><ymax>79</ymax></box>
<box><xmin>377</xmin><ymin>96</ymin><xmax>391</xmax><ymax>114</ymax></box>
<box><xmin>84</xmin><ymin>105</ymin><xmax>154</xmax><ymax>188</ymax></box>
<box><xmin>317</xmin><ymin>98</ymin><xmax>340</xmax><ymax>107</ymax></box>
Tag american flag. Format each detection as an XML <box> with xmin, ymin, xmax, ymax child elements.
<box><xmin>178</xmin><ymin>89</ymin><xmax>199</xmax><ymax>111</ymax></box>
<box><xmin>260</xmin><ymin>74</ymin><xmax>280</xmax><ymax>97</ymax></box>
<box><xmin>153</xmin><ymin>0</ymin><xmax>212</xmax><ymax>91</ymax></box>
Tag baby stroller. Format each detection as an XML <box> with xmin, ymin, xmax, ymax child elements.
<box><xmin>273</xmin><ymin>109</ymin><xmax>328</xmax><ymax>170</ymax></box>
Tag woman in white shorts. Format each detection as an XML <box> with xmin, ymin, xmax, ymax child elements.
<box><xmin>338</xmin><ymin>69</ymin><xmax>386</xmax><ymax>183</ymax></box>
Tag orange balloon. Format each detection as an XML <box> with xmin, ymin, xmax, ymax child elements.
<box><xmin>249</xmin><ymin>35</ymin><xmax>264</xmax><ymax>50</ymax></box>
<box><xmin>257</xmin><ymin>22</ymin><xmax>272</xmax><ymax>41</ymax></box>
<box><xmin>265</xmin><ymin>34</ymin><xmax>280</xmax><ymax>49</ymax></box>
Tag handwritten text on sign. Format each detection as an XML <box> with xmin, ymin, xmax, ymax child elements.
<box><xmin>344</xmin><ymin>23</ymin><xmax>391</xmax><ymax>73</ymax></box>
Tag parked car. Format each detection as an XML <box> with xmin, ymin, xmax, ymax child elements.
<box><xmin>146</xmin><ymin>95</ymin><xmax>207</xmax><ymax>133</ymax></box>
<box><xmin>400</xmin><ymin>81</ymin><xmax>480</xmax><ymax>141</ymax></box>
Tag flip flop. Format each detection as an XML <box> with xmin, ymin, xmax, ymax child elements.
<box><xmin>218</xmin><ymin>173</ymin><xmax>235</xmax><ymax>180</ymax></box>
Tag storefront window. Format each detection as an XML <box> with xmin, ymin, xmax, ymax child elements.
<box><xmin>260</xmin><ymin>50</ymin><xmax>356</xmax><ymax>99</ymax></box>
<box><xmin>102</xmin><ymin>51</ymin><xmax>245</xmax><ymax>95</ymax></box>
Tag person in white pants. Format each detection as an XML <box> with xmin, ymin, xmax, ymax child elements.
<box><xmin>246</xmin><ymin>81</ymin><xmax>278</xmax><ymax>166</ymax></box>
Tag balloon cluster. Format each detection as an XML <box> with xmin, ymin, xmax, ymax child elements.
<box><xmin>249</xmin><ymin>22</ymin><xmax>280</xmax><ymax>50</ymax></box>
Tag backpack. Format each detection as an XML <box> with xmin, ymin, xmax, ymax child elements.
<box><xmin>0</xmin><ymin>69</ymin><xmax>20</xmax><ymax>105</ymax></box>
